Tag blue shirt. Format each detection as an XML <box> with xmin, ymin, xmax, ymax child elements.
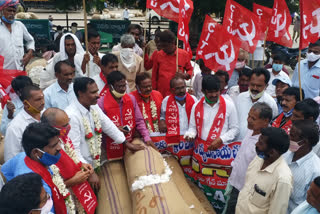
<box><xmin>1</xmin><ymin>152</ymin><xmax>55</xmax><ymax>213</ymax></box>
<box><xmin>44</xmin><ymin>81</ymin><xmax>76</xmax><ymax>110</ymax></box>
<box><xmin>292</xmin><ymin>59</ymin><xmax>320</xmax><ymax>98</ymax></box>
<box><xmin>291</xmin><ymin>201</ymin><xmax>319</xmax><ymax>214</ymax></box>
<box><xmin>0</xmin><ymin>94</ymin><xmax>23</xmax><ymax>135</ymax></box>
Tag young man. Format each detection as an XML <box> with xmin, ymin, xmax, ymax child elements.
<box><xmin>4</xmin><ymin>84</ymin><xmax>45</xmax><ymax>162</ymax></box>
<box><xmin>228</xmin><ymin>68</ymin><xmax>252</xmax><ymax>103</ymax></box>
<box><xmin>271</xmin><ymin>87</ymin><xmax>304</xmax><ymax>134</ymax></box>
<box><xmin>236</xmin><ymin>127</ymin><xmax>293</xmax><ymax>214</ymax></box>
<box><xmin>192</xmin><ymin>59</ymin><xmax>212</xmax><ymax>100</ymax></box>
<box><xmin>152</xmin><ymin>30</ymin><xmax>193</xmax><ymax>97</ymax></box>
<box><xmin>236</xmin><ymin>68</ymin><xmax>278</xmax><ymax>140</ymax></box>
<box><xmin>224</xmin><ymin>103</ymin><xmax>273</xmax><ymax>213</ymax></box>
<box><xmin>292</xmin><ymin>98</ymin><xmax>320</xmax><ymax>122</ymax></box>
<box><xmin>284</xmin><ymin>120</ymin><xmax>320</xmax><ymax>213</ymax></box>
<box><xmin>184</xmin><ymin>75</ymin><xmax>239</xmax><ymax>211</ymax></box>
<box><xmin>215</xmin><ymin>70</ymin><xmax>230</xmax><ymax>96</ymax></box>
<box><xmin>44</xmin><ymin>60</ymin><xmax>76</xmax><ymax>110</ymax></box>
<box><xmin>272</xmin><ymin>75</ymin><xmax>292</xmax><ymax>114</ymax></box>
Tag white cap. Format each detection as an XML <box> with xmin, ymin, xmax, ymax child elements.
<box><xmin>272</xmin><ymin>75</ymin><xmax>292</xmax><ymax>87</ymax></box>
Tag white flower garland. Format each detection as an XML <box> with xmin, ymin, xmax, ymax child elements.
<box><xmin>63</xmin><ymin>138</ymin><xmax>80</xmax><ymax>165</ymax></box>
<box><xmin>142</xmin><ymin>100</ymin><xmax>159</xmax><ymax>133</ymax></box>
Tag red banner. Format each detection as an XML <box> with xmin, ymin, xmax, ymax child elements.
<box><xmin>300</xmin><ymin>0</ymin><xmax>320</xmax><ymax>49</ymax></box>
<box><xmin>267</xmin><ymin>0</ymin><xmax>293</xmax><ymax>47</ymax></box>
<box><xmin>146</xmin><ymin>0</ymin><xmax>193</xmax><ymax>23</ymax></box>
<box><xmin>177</xmin><ymin>0</ymin><xmax>193</xmax><ymax>58</ymax></box>
<box><xmin>222</xmin><ymin>0</ymin><xmax>263</xmax><ymax>53</ymax></box>
<box><xmin>196</xmin><ymin>15</ymin><xmax>241</xmax><ymax>76</ymax></box>
<box><xmin>253</xmin><ymin>3</ymin><xmax>273</xmax><ymax>39</ymax></box>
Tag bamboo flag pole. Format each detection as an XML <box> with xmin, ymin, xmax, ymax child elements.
<box><xmin>176</xmin><ymin>37</ymin><xmax>179</xmax><ymax>72</ymax></box>
<box><xmin>143</xmin><ymin>9</ymin><xmax>148</xmax><ymax>62</ymax></box>
<box><xmin>262</xmin><ymin>27</ymin><xmax>269</xmax><ymax>66</ymax></box>
<box><xmin>298</xmin><ymin>49</ymin><xmax>303</xmax><ymax>101</ymax></box>
<box><xmin>83</xmin><ymin>0</ymin><xmax>89</xmax><ymax>77</ymax></box>
<box><xmin>251</xmin><ymin>54</ymin><xmax>255</xmax><ymax>69</ymax></box>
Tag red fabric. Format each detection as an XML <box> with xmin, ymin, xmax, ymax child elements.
<box><xmin>131</xmin><ymin>90</ymin><xmax>163</xmax><ymax>132</ymax></box>
<box><xmin>152</xmin><ymin>49</ymin><xmax>193</xmax><ymax>97</ymax></box>
<box><xmin>146</xmin><ymin>0</ymin><xmax>193</xmax><ymax>23</ymax></box>
<box><xmin>99</xmin><ymin>72</ymin><xmax>109</xmax><ymax>97</ymax></box>
<box><xmin>103</xmin><ymin>91</ymin><xmax>135</xmax><ymax>160</ymax></box>
<box><xmin>196</xmin><ymin>15</ymin><xmax>241</xmax><ymax>77</ymax></box>
<box><xmin>300</xmin><ymin>0</ymin><xmax>320</xmax><ymax>50</ymax></box>
<box><xmin>271</xmin><ymin>113</ymin><xmax>292</xmax><ymax>134</ymax></box>
<box><xmin>267</xmin><ymin>0</ymin><xmax>293</xmax><ymax>47</ymax></box>
<box><xmin>178</xmin><ymin>0</ymin><xmax>194</xmax><ymax>58</ymax></box>
<box><xmin>165</xmin><ymin>93</ymin><xmax>195</xmax><ymax>145</ymax></box>
<box><xmin>24</xmin><ymin>156</ymin><xmax>67</xmax><ymax>214</ymax></box>
<box><xmin>144</xmin><ymin>51</ymin><xmax>158</xmax><ymax>70</ymax></box>
<box><xmin>222</xmin><ymin>0</ymin><xmax>263</xmax><ymax>53</ymax></box>
<box><xmin>253</xmin><ymin>3</ymin><xmax>273</xmax><ymax>39</ymax></box>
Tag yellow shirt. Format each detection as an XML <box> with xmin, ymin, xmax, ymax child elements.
<box><xmin>236</xmin><ymin>156</ymin><xmax>293</xmax><ymax>214</ymax></box>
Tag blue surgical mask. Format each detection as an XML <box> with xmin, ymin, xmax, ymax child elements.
<box><xmin>37</xmin><ymin>149</ymin><xmax>61</xmax><ymax>166</ymax></box>
<box><xmin>1</xmin><ymin>16</ymin><xmax>15</xmax><ymax>24</ymax></box>
<box><xmin>272</xmin><ymin>63</ymin><xmax>283</xmax><ymax>72</ymax></box>
<box><xmin>175</xmin><ymin>94</ymin><xmax>187</xmax><ymax>101</ymax></box>
<box><xmin>283</xmin><ymin>108</ymin><xmax>294</xmax><ymax>118</ymax></box>
<box><xmin>256</xmin><ymin>147</ymin><xmax>267</xmax><ymax>159</ymax></box>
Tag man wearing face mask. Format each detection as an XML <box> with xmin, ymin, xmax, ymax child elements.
<box><xmin>228</xmin><ymin>49</ymin><xmax>251</xmax><ymax>88</ymax></box>
<box><xmin>236</xmin><ymin>68</ymin><xmax>278</xmax><ymax>140</ymax></box>
<box><xmin>0</xmin><ymin>0</ymin><xmax>34</xmax><ymax>71</ymax></box>
<box><xmin>292</xmin><ymin>40</ymin><xmax>320</xmax><ymax>98</ymax></box>
<box><xmin>228</xmin><ymin>68</ymin><xmax>253</xmax><ymax>103</ymax></box>
<box><xmin>112</xmin><ymin>34</ymin><xmax>144</xmax><ymax>92</ymax></box>
<box><xmin>4</xmin><ymin>84</ymin><xmax>45</xmax><ymax>162</ymax></box>
<box><xmin>271</xmin><ymin>87</ymin><xmax>304</xmax><ymax>134</ymax></box>
<box><xmin>283</xmin><ymin>120</ymin><xmax>320</xmax><ymax>213</ymax></box>
<box><xmin>2</xmin><ymin>122</ymin><xmax>68</xmax><ymax>214</ymax></box>
<box><xmin>272</xmin><ymin>75</ymin><xmax>292</xmax><ymax>114</ymax></box>
<box><xmin>236</xmin><ymin>127</ymin><xmax>292</xmax><ymax>214</ymax></box>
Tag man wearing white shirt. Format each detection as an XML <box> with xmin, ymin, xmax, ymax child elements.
<box><xmin>44</xmin><ymin>60</ymin><xmax>76</xmax><ymax>110</ymax></box>
<box><xmin>236</xmin><ymin>68</ymin><xmax>278</xmax><ymax>140</ymax></box>
<box><xmin>265</xmin><ymin>54</ymin><xmax>289</xmax><ymax>98</ymax></box>
<box><xmin>4</xmin><ymin>85</ymin><xmax>45</xmax><ymax>162</ymax></box>
<box><xmin>224</xmin><ymin>102</ymin><xmax>273</xmax><ymax>214</ymax></box>
<box><xmin>74</xmin><ymin>30</ymin><xmax>104</xmax><ymax>78</ymax></box>
<box><xmin>228</xmin><ymin>68</ymin><xmax>252</xmax><ymax>103</ymax></box>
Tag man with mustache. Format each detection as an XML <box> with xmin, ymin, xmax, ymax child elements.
<box><xmin>272</xmin><ymin>75</ymin><xmax>292</xmax><ymax>114</ymax></box>
<box><xmin>271</xmin><ymin>87</ymin><xmax>304</xmax><ymax>134</ymax></box>
<box><xmin>4</xmin><ymin>84</ymin><xmax>45</xmax><ymax>162</ymax></box>
<box><xmin>0</xmin><ymin>0</ymin><xmax>34</xmax><ymax>71</ymax></box>
<box><xmin>43</xmin><ymin>60</ymin><xmax>77</xmax><ymax>110</ymax></box>
<box><xmin>236</xmin><ymin>68</ymin><xmax>278</xmax><ymax>140</ymax></box>
<box><xmin>228</xmin><ymin>68</ymin><xmax>252</xmax><ymax>103</ymax></box>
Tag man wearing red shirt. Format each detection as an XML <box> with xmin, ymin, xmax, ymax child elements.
<box><xmin>152</xmin><ymin>30</ymin><xmax>193</xmax><ymax>97</ymax></box>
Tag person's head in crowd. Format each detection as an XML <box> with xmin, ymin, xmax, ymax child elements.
<box><xmin>127</xmin><ymin>24</ymin><xmax>142</xmax><ymax>43</ymax></box>
<box><xmin>41</xmin><ymin>108</ymin><xmax>71</xmax><ymax>139</ymax></box>
<box><xmin>307</xmin><ymin>40</ymin><xmax>320</xmax><ymax>64</ymax></box>
<box><xmin>54</xmin><ymin>60</ymin><xmax>75</xmax><ymax>88</ymax></box>
<box><xmin>136</xmin><ymin>72</ymin><xmax>152</xmax><ymax>97</ymax></box>
<box><xmin>154</xmin><ymin>31</ymin><xmax>162</xmax><ymax>50</ymax></box>
<box><xmin>120</xmin><ymin>34</ymin><xmax>135</xmax><ymax>68</ymax></box>
<box><xmin>272</xmin><ymin>54</ymin><xmax>286</xmax><ymax>73</ymax></box>
<box><xmin>238</xmin><ymin>68</ymin><xmax>252</xmax><ymax>93</ymax></box>
<box><xmin>170</xmin><ymin>76</ymin><xmax>187</xmax><ymax>101</ymax></box>
<box><xmin>64</xmin><ymin>35</ymin><xmax>76</xmax><ymax>57</ymax></box>
<box><xmin>21</xmin><ymin>85</ymin><xmax>45</xmax><ymax>115</ymax></box>
<box><xmin>48</xmin><ymin>15</ymin><xmax>53</xmax><ymax>21</ymax></box>
<box><xmin>71</xmin><ymin>22</ymin><xmax>78</xmax><ymax>34</ymax></box>
<box><xmin>247</xmin><ymin>102</ymin><xmax>273</xmax><ymax>135</ymax></box>
<box><xmin>1</xmin><ymin>3</ymin><xmax>18</xmax><ymax>25</ymax></box>
<box><xmin>281</xmin><ymin>87</ymin><xmax>304</xmax><ymax>116</ymax></box>
<box><xmin>56</xmin><ymin>25</ymin><xmax>63</xmax><ymax>34</ymax></box>
<box><xmin>202</xmin><ymin>75</ymin><xmax>220</xmax><ymax>105</ymax></box>
<box><xmin>159</xmin><ymin>30</ymin><xmax>176</xmax><ymax>55</ymax></box>
<box><xmin>107</xmin><ymin>71</ymin><xmax>127</xmax><ymax>99</ymax></box>
<box><xmin>289</xmin><ymin>120</ymin><xmax>319</xmax><ymax>153</ymax></box>
<box><xmin>101</xmin><ymin>53</ymin><xmax>119</xmax><ymax>78</ymax></box>
<box><xmin>272</xmin><ymin>75</ymin><xmax>292</xmax><ymax>104</ymax></box>
<box><xmin>11</xmin><ymin>75</ymin><xmax>33</xmax><ymax>98</ymax></box>
<box><xmin>0</xmin><ymin>173</ymin><xmax>52</xmax><ymax>214</ymax></box>
<box><xmin>235</xmin><ymin>49</ymin><xmax>249</xmax><ymax>71</ymax></box>
<box><xmin>307</xmin><ymin>176</ymin><xmax>320</xmax><ymax>212</ymax></box>
<box><xmin>22</xmin><ymin>122</ymin><xmax>61</xmax><ymax>166</ymax></box>
<box><xmin>87</xmin><ymin>30</ymin><xmax>101</xmax><ymax>55</ymax></box>
<box><xmin>74</xmin><ymin>77</ymin><xmax>99</xmax><ymax>108</ymax></box>
<box><xmin>256</xmin><ymin>127</ymin><xmax>289</xmax><ymax>161</ymax></box>
<box><xmin>249</xmin><ymin>68</ymin><xmax>270</xmax><ymax>101</ymax></box>
<box><xmin>215</xmin><ymin>70</ymin><xmax>229</xmax><ymax>93</ymax></box>
<box><xmin>270</xmin><ymin>49</ymin><xmax>286</xmax><ymax>64</ymax></box>
<box><xmin>199</xmin><ymin>59</ymin><xmax>211</xmax><ymax>75</ymax></box>
<box><xmin>292</xmin><ymin>98</ymin><xmax>320</xmax><ymax>121</ymax></box>
<box><xmin>120</xmin><ymin>34</ymin><xmax>135</xmax><ymax>49</ymax></box>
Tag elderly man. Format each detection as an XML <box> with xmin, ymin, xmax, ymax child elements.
<box><xmin>272</xmin><ymin>75</ymin><xmax>292</xmax><ymax>114</ymax></box>
<box><xmin>4</xmin><ymin>84</ymin><xmax>45</xmax><ymax>162</ymax></box>
<box><xmin>228</xmin><ymin>49</ymin><xmax>251</xmax><ymax>88</ymax></box>
<box><xmin>44</xmin><ymin>60</ymin><xmax>76</xmax><ymax>110</ymax></box>
<box><xmin>0</xmin><ymin>0</ymin><xmax>34</xmax><ymax>70</ymax></box>
<box><xmin>112</xmin><ymin>34</ymin><xmax>144</xmax><ymax>92</ymax></box>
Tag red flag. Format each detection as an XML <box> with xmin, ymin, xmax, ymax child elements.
<box><xmin>146</xmin><ymin>0</ymin><xmax>193</xmax><ymax>23</ymax></box>
<box><xmin>177</xmin><ymin>0</ymin><xmax>193</xmax><ymax>58</ymax></box>
<box><xmin>196</xmin><ymin>15</ymin><xmax>241</xmax><ymax>76</ymax></box>
<box><xmin>222</xmin><ymin>0</ymin><xmax>263</xmax><ymax>54</ymax></box>
<box><xmin>253</xmin><ymin>3</ymin><xmax>273</xmax><ymax>39</ymax></box>
<box><xmin>267</xmin><ymin>0</ymin><xmax>292</xmax><ymax>47</ymax></box>
<box><xmin>300</xmin><ymin>0</ymin><xmax>320</xmax><ymax>50</ymax></box>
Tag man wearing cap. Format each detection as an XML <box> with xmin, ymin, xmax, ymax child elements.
<box><xmin>272</xmin><ymin>75</ymin><xmax>292</xmax><ymax>114</ymax></box>
<box><xmin>0</xmin><ymin>0</ymin><xmax>35</xmax><ymax>70</ymax></box>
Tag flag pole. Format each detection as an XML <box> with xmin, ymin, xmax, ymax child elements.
<box><xmin>143</xmin><ymin>9</ymin><xmax>148</xmax><ymax>62</ymax></box>
<box><xmin>251</xmin><ymin>54</ymin><xmax>255</xmax><ymax>69</ymax></box>
<box><xmin>176</xmin><ymin>37</ymin><xmax>179</xmax><ymax>72</ymax></box>
<box><xmin>83</xmin><ymin>0</ymin><xmax>89</xmax><ymax>77</ymax></box>
<box><xmin>298</xmin><ymin>49</ymin><xmax>303</xmax><ymax>101</ymax></box>
<box><xmin>262</xmin><ymin>27</ymin><xmax>269</xmax><ymax>66</ymax></box>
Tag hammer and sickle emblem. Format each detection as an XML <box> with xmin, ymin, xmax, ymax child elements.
<box><xmin>84</xmin><ymin>191</ymin><xmax>93</xmax><ymax>204</ymax></box>
<box><xmin>236</xmin><ymin>19</ymin><xmax>256</xmax><ymax>46</ymax></box>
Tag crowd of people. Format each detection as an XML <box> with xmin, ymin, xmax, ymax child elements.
<box><xmin>1</xmin><ymin>1</ymin><xmax>320</xmax><ymax>214</ymax></box>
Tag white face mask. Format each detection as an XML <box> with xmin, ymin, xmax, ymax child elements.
<box><xmin>235</xmin><ymin>61</ymin><xmax>245</xmax><ymax>69</ymax></box>
<box><xmin>120</xmin><ymin>48</ymin><xmax>135</xmax><ymax>71</ymax></box>
<box><xmin>32</xmin><ymin>195</ymin><xmax>53</xmax><ymax>214</ymax></box>
<box><xmin>249</xmin><ymin>89</ymin><xmax>265</xmax><ymax>100</ymax></box>
<box><xmin>306</xmin><ymin>52</ymin><xmax>320</xmax><ymax>62</ymax></box>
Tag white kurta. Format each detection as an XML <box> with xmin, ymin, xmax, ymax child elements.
<box><xmin>74</xmin><ymin>52</ymin><xmax>105</xmax><ymax>78</ymax></box>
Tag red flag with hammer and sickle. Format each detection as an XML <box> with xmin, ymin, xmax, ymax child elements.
<box><xmin>222</xmin><ymin>0</ymin><xmax>263</xmax><ymax>54</ymax></box>
<box><xmin>300</xmin><ymin>0</ymin><xmax>320</xmax><ymax>50</ymax></box>
<box><xmin>253</xmin><ymin>3</ymin><xmax>273</xmax><ymax>39</ymax></box>
<box><xmin>196</xmin><ymin>15</ymin><xmax>241</xmax><ymax>76</ymax></box>
<box><xmin>267</xmin><ymin>0</ymin><xmax>293</xmax><ymax>47</ymax></box>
